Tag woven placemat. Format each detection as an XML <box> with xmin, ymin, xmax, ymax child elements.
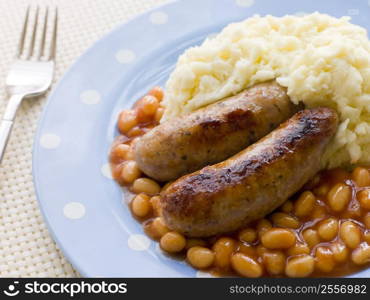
<box><xmin>0</xmin><ymin>0</ymin><xmax>169</xmax><ymax>278</ymax></box>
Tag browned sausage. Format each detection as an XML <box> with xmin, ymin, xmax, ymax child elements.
<box><xmin>134</xmin><ymin>81</ymin><xmax>299</xmax><ymax>182</ymax></box>
<box><xmin>160</xmin><ymin>108</ymin><xmax>338</xmax><ymax>237</ymax></box>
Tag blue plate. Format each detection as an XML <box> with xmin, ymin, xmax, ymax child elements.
<box><xmin>33</xmin><ymin>0</ymin><xmax>370</xmax><ymax>277</ymax></box>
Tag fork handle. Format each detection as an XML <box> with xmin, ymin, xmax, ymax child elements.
<box><xmin>0</xmin><ymin>120</ymin><xmax>14</xmax><ymax>163</ymax></box>
<box><xmin>0</xmin><ymin>94</ymin><xmax>24</xmax><ymax>164</ymax></box>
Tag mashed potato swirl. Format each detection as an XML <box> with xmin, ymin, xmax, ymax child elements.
<box><xmin>163</xmin><ymin>13</ymin><xmax>370</xmax><ymax>168</ymax></box>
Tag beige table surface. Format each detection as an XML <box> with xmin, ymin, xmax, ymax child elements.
<box><xmin>0</xmin><ymin>0</ymin><xmax>168</xmax><ymax>278</ymax></box>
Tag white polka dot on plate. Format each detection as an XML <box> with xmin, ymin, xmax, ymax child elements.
<box><xmin>63</xmin><ymin>202</ymin><xmax>86</xmax><ymax>219</ymax></box>
<box><xmin>235</xmin><ymin>0</ymin><xmax>255</xmax><ymax>7</ymax></box>
<box><xmin>128</xmin><ymin>234</ymin><xmax>151</xmax><ymax>251</ymax></box>
<box><xmin>115</xmin><ymin>49</ymin><xmax>136</xmax><ymax>64</ymax></box>
<box><xmin>80</xmin><ymin>90</ymin><xmax>101</xmax><ymax>105</ymax></box>
<box><xmin>40</xmin><ymin>134</ymin><xmax>61</xmax><ymax>149</ymax></box>
<box><xmin>101</xmin><ymin>163</ymin><xmax>113</xmax><ymax>179</ymax></box>
<box><xmin>149</xmin><ymin>11</ymin><xmax>168</xmax><ymax>24</ymax></box>
<box><xmin>196</xmin><ymin>270</ymin><xmax>215</xmax><ymax>278</ymax></box>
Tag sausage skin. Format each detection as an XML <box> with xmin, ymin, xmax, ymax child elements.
<box><xmin>134</xmin><ymin>81</ymin><xmax>299</xmax><ymax>182</ymax></box>
<box><xmin>160</xmin><ymin>108</ymin><xmax>338</xmax><ymax>237</ymax></box>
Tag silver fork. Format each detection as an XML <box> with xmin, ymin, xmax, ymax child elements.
<box><xmin>0</xmin><ymin>6</ymin><xmax>57</xmax><ymax>163</ymax></box>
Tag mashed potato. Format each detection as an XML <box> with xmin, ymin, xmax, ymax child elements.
<box><xmin>162</xmin><ymin>13</ymin><xmax>370</xmax><ymax>168</ymax></box>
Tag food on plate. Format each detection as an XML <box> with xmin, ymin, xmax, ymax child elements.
<box><xmin>164</xmin><ymin>13</ymin><xmax>370</xmax><ymax>169</ymax></box>
<box><xmin>161</xmin><ymin>108</ymin><xmax>338</xmax><ymax>237</ymax></box>
<box><xmin>134</xmin><ymin>81</ymin><xmax>299</xmax><ymax>181</ymax></box>
<box><xmin>110</xmin><ymin>88</ymin><xmax>370</xmax><ymax>277</ymax></box>
<box><xmin>109</xmin><ymin>87</ymin><xmax>165</xmax><ymax>185</ymax></box>
<box><xmin>109</xmin><ymin>12</ymin><xmax>370</xmax><ymax>277</ymax></box>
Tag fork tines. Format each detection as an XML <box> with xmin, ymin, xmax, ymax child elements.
<box><xmin>17</xmin><ymin>6</ymin><xmax>58</xmax><ymax>61</ymax></box>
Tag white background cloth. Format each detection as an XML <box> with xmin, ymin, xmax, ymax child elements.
<box><xmin>0</xmin><ymin>0</ymin><xmax>168</xmax><ymax>277</ymax></box>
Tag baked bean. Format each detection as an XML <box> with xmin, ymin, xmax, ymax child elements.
<box><xmin>238</xmin><ymin>243</ymin><xmax>257</xmax><ymax>257</ymax></box>
<box><xmin>364</xmin><ymin>231</ymin><xmax>370</xmax><ymax>244</ymax></box>
<box><xmin>287</xmin><ymin>243</ymin><xmax>310</xmax><ymax>256</ymax></box>
<box><xmin>131</xmin><ymin>193</ymin><xmax>151</xmax><ymax>217</ymax></box>
<box><xmin>118</xmin><ymin>110</ymin><xmax>138</xmax><ymax>134</ymax></box>
<box><xmin>155</xmin><ymin>107</ymin><xmax>164</xmax><ymax>122</ymax></box>
<box><xmin>145</xmin><ymin>217</ymin><xmax>169</xmax><ymax>239</ymax></box>
<box><xmin>340</xmin><ymin>221</ymin><xmax>361</xmax><ymax>249</ymax></box>
<box><xmin>358</xmin><ymin>189</ymin><xmax>370</xmax><ymax>210</ymax></box>
<box><xmin>315</xmin><ymin>246</ymin><xmax>335</xmax><ymax>273</ymax></box>
<box><xmin>111</xmin><ymin>144</ymin><xmax>130</xmax><ymax>160</ymax></box>
<box><xmin>330</xmin><ymin>242</ymin><xmax>349</xmax><ymax>263</ymax></box>
<box><xmin>111</xmin><ymin>164</ymin><xmax>123</xmax><ymax>180</ymax></box>
<box><xmin>126</xmin><ymin>126</ymin><xmax>144</xmax><ymax>138</ymax></box>
<box><xmin>314</xmin><ymin>184</ymin><xmax>330</xmax><ymax>197</ymax></box>
<box><xmin>263</xmin><ymin>251</ymin><xmax>286</xmax><ymax>275</ymax></box>
<box><xmin>231</xmin><ymin>253</ymin><xmax>263</xmax><ymax>278</ymax></box>
<box><xmin>187</xmin><ymin>246</ymin><xmax>215</xmax><ymax>269</ymax></box>
<box><xmin>317</xmin><ymin>217</ymin><xmax>339</xmax><ymax>241</ymax></box>
<box><xmin>342</xmin><ymin>204</ymin><xmax>362</xmax><ymax>219</ymax></box>
<box><xmin>280</xmin><ymin>200</ymin><xmax>293</xmax><ymax>213</ymax></box>
<box><xmin>185</xmin><ymin>239</ymin><xmax>207</xmax><ymax>250</ymax></box>
<box><xmin>150</xmin><ymin>196</ymin><xmax>161</xmax><ymax>216</ymax></box>
<box><xmin>213</xmin><ymin>237</ymin><xmax>236</xmax><ymax>269</ymax></box>
<box><xmin>124</xmin><ymin>146</ymin><xmax>135</xmax><ymax>160</ymax></box>
<box><xmin>302</xmin><ymin>228</ymin><xmax>320</xmax><ymax>248</ymax></box>
<box><xmin>148</xmin><ymin>86</ymin><xmax>164</xmax><ymax>101</ymax></box>
<box><xmin>302</xmin><ymin>229</ymin><xmax>320</xmax><ymax>248</ymax></box>
<box><xmin>257</xmin><ymin>219</ymin><xmax>272</xmax><ymax>239</ymax></box>
<box><xmin>311</xmin><ymin>205</ymin><xmax>327</xmax><ymax>219</ymax></box>
<box><xmin>132</xmin><ymin>178</ymin><xmax>161</xmax><ymax>195</ymax></box>
<box><xmin>160</xmin><ymin>232</ymin><xmax>186</xmax><ymax>253</ymax></box>
<box><xmin>364</xmin><ymin>213</ymin><xmax>370</xmax><ymax>228</ymax></box>
<box><xmin>327</xmin><ymin>183</ymin><xmax>351</xmax><ymax>212</ymax></box>
<box><xmin>352</xmin><ymin>167</ymin><xmax>370</xmax><ymax>187</ymax></box>
<box><xmin>351</xmin><ymin>242</ymin><xmax>370</xmax><ymax>265</ymax></box>
<box><xmin>271</xmin><ymin>212</ymin><xmax>300</xmax><ymax>229</ymax></box>
<box><xmin>285</xmin><ymin>255</ymin><xmax>315</xmax><ymax>277</ymax></box>
<box><xmin>256</xmin><ymin>244</ymin><xmax>268</xmax><ymax>257</ymax></box>
<box><xmin>238</xmin><ymin>228</ymin><xmax>257</xmax><ymax>243</ymax></box>
<box><xmin>137</xmin><ymin>95</ymin><xmax>159</xmax><ymax>120</ymax></box>
<box><xmin>261</xmin><ymin>228</ymin><xmax>296</xmax><ymax>249</ymax></box>
<box><xmin>121</xmin><ymin>161</ymin><xmax>141</xmax><ymax>183</ymax></box>
<box><xmin>294</xmin><ymin>191</ymin><xmax>316</xmax><ymax>217</ymax></box>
